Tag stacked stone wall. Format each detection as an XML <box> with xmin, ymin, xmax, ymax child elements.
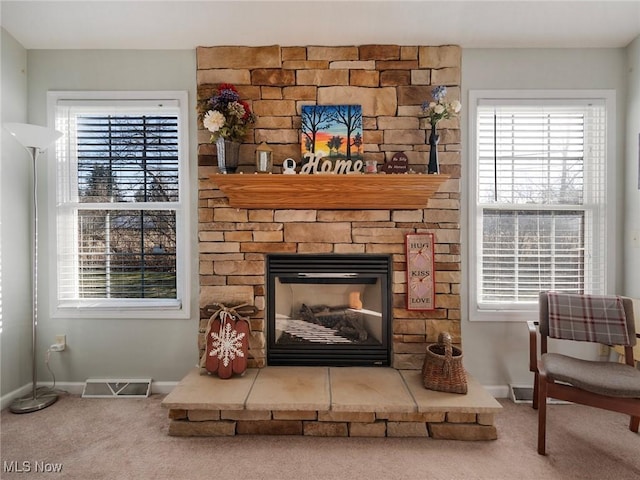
<box><xmin>197</xmin><ymin>45</ymin><xmax>462</xmax><ymax>369</ymax></box>
<box><xmin>168</xmin><ymin>408</ymin><xmax>497</xmax><ymax>440</ymax></box>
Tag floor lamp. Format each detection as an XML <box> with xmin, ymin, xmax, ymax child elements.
<box><xmin>4</xmin><ymin>122</ymin><xmax>63</xmax><ymax>414</ymax></box>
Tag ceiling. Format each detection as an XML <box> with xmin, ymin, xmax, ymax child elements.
<box><xmin>1</xmin><ymin>1</ymin><xmax>639</xmax><ymax>50</ymax></box>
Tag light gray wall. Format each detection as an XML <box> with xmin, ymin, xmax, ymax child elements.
<box><xmin>624</xmin><ymin>36</ymin><xmax>640</xmax><ymax>298</ymax></box>
<box><xmin>1</xmin><ymin>28</ymin><xmax>32</xmax><ymax>397</ymax></box>
<box><xmin>5</xmin><ymin>44</ymin><xmax>634</xmax><ymax>391</ymax></box>
<box><xmin>26</xmin><ymin>49</ymin><xmax>200</xmax><ymax>384</ymax></box>
<box><xmin>461</xmin><ymin>48</ymin><xmax>629</xmax><ymax>387</ymax></box>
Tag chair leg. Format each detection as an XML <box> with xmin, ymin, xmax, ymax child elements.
<box><xmin>532</xmin><ymin>372</ymin><xmax>539</xmax><ymax>410</ymax></box>
<box><xmin>630</xmin><ymin>416</ymin><xmax>639</xmax><ymax>433</ymax></box>
<box><xmin>537</xmin><ymin>376</ymin><xmax>548</xmax><ymax>455</ymax></box>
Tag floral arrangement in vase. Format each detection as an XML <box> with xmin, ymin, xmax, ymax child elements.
<box><xmin>199</xmin><ymin>83</ymin><xmax>256</xmax><ymax>173</ymax></box>
<box><xmin>200</xmin><ymin>83</ymin><xmax>256</xmax><ymax>143</ymax></box>
<box><xmin>421</xmin><ymin>86</ymin><xmax>462</xmax><ymax>174</ymax></box>
<box><xmin>421</xmin><ymin>85</ymin><xmax>461</xmax><ymax>127</ymax></box>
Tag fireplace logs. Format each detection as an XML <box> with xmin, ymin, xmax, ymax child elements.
<box><xmin>298</xmin><ymin>304</ymin><xmax>369</xmax><ymax>342</ymax></box>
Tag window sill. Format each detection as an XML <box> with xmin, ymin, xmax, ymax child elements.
<box><xmin>470</xmin><ymin>306</ymin><xmax>538</xmax><ymax>322</ymax></box>
<box><xmin>53</xmin><ymin>299</ymin><xmax>188</xmax><ymax>319</ymax></box>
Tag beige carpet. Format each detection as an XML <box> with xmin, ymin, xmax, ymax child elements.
<box><xmin>1</xmin><ymin>394</ymin><xmax>639</xmax><ymax>480</ymax></box>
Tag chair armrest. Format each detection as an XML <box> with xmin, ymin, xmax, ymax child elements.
<box><xmin>527</xmin><ymin>321</ymin><xmax>539</xmax><ymax>373</ymax></box>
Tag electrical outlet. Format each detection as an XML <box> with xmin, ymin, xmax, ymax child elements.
<box><xmin>55</xmin><ymin>335</ymin><xmax>66</xmax><ymax>350</ymax></box>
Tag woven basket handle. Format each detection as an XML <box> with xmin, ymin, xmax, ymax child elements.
<box><xmin>438</xmin><ymin>332</ymin><xmax>453</xmax><ymax>376</ymax></box>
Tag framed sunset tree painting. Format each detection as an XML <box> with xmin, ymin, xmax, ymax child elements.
<box><xmin>300</xmin><ymin>105</ymin><xmax>363</xmax><ymax>164</ymax></box>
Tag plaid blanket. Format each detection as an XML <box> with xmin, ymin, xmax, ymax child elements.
<box><xmin>547</xmin><ymin>292</ymin><xmax>630</xmax><ymax>346</ymax></box>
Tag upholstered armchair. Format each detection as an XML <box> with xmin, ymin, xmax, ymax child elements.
<box><xmin>528</xmin><ymin>292</ymin><xmax>640</xmax><ymax>455</ymax></box>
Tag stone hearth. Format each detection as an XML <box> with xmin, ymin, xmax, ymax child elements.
<box><xmin>162</xmin><ymin>368</ymin><xmax>502</xmax><ymax>439</ymax></box>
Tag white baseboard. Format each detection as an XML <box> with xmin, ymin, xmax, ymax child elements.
<box><xmin>1</xmin><ymin>384</ymin><xmax>33</xmax><ymax>411</ymax></box>
<box><xmin>509</xmin><ymin>383</ymin><xmax>572</xmax><ymax>404</ymax></box>
<box><xmin>46</xmin><ymin>381</ymin><xmax>178</xmax><ymax>396</ymax></box>
<box><xmin>39</xmin><ymin>381</ymin><xmax>85</xmax><ymax>395</ymax></box>
<box><xmin>151</xmin><ymin>381</ymin><xmax>178</xmax><ymax>395</ymax></box>
<box><xmin>483</xmin><ymin>385</ymin><xmax>511</xmax><ymax>399</ymax></box>
<box><xmin>2</xmin><ymin>380</ymin><xmax>178</xmax><ymax>410</ymax></box>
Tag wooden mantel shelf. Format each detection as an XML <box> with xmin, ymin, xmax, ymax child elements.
<box><xmin>210</xmin><ymin>173</ymin><xmax>450</xmax><ymax>210</ymax></box>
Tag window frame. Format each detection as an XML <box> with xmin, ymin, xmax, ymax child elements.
<box><xmin>467</xmin><ymin>90</ymin><xmax>616</xmax><ymax>322</ymax></box>
<box><xmin>47</xmin><ymin>90</ymin><xmax>191</xmax><ymax>319</ymax></box>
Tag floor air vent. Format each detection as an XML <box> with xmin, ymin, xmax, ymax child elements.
<box><xmin>509</xmin><ymin>384</ymin><xmax>570</xmax><ymax>404</ymax></box>
<box><xmin>509</xmin><ymin>385</ymin><xmax>534</xmax><ymax>403</ymax></box>
<box><xmin>82</xmin><ymin>379</ymin><xmax>151</xmax><ymax>398</ymax></box>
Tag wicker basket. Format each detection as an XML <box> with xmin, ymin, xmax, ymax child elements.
<box><xmin>422</xmin><ymin>332</ymin><xmax>467</xmax><ymax>394</ymax></box>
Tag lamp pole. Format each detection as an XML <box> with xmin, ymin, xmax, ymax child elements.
<box><xmin>4</xmin><ymin>123</ymin><xmax>62</xmax><ymax>413</ymax></box>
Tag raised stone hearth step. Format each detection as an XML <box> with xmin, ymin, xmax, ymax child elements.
<box><xmin>162</xmin><ymin>367</ymin><xmax>501</xmax><ymax>439</ymax></box>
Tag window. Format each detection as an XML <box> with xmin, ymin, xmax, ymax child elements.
<box><xmin>48</xmin><ymin>91</ymin><xmax>190</xmax><ymax>318</ymax></box>
<box><xmin>469</xmin><ymin>91</ymin><xmax>615</xmax><ymax>321</ymax></box>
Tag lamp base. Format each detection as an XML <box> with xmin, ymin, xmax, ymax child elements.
<box><xmin>9</xmin><ymin>391</ymin><xmax>58</xmax><ymax>414</ymax></box>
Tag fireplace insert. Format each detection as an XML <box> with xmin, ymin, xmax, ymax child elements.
<box><xmin>266</xmin><ymin>254</ymin><xmax>392</xmax><ymax>366</ymax></box>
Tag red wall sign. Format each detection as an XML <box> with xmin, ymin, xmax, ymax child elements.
<box><xmin>406</xmin><ymin>233</ymin><xmax>435</xmax><ymax>311</ymax></box>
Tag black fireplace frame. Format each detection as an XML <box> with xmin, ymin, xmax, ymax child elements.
<box><xmin>266</xmin><ymin>254</ymin><xmax>392</xmax><ymax>366</ymax></box>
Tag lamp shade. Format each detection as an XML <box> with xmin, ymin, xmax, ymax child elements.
<box><xmin>4</xmin><ymin>122</ymin><xmax>62</xmax><ymax>149</ymax></box>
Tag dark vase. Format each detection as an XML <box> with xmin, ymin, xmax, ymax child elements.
<box><xmin>216</xmin><ymin>138</ymin><xmax>241</xmax><ymax>174</ymax></box>
<box><xmin>428</xmin><ymin>125</ymin><xmax>440</xmax><ymax>174</ymax></box>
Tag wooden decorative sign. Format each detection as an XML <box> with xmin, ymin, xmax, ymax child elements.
<box><xmin>381</xmin><ymin>152</ymin><xmax>408</xmax><ymax>174</ymax></box>
<box><xmin>299</xmin><ymin>151</ymin><xmax>363</xmax><ymax>174</ymax></box>
<box><xmin>406</xmin><ymin>233</ymin><xmax>435</xmax><ymax>310</ymax></box>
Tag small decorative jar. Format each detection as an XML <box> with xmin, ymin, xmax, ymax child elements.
<box><xmin>364</xmin><ymin>160</ymin><xmax>378</xmax><ymax>173</ymax></box>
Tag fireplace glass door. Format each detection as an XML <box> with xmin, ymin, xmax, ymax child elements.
<box><xmin>267</xmin><ymin>254</ymin><xmax>391</xmax><ymax>366</ymax></box>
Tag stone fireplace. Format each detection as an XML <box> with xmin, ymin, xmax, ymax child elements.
<box><xmin>166</xmin><ymin>43</ymin><xmax>502</xmax><ymax>442</ymax></box>
<box><xmin>197</xmin><ymin>44</ymin><xmax>462</xmax><ymax>370</ymax></box>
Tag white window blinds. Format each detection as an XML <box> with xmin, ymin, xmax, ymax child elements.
<box><xmin>475</xmin><ymin>100</ymin><xmax>607</xmax><ymax>309</ymax></box>
<box><xmin>50</xmin><ymin>92</ymin><xmax>190</xmax><ymax>317</ymax></box>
